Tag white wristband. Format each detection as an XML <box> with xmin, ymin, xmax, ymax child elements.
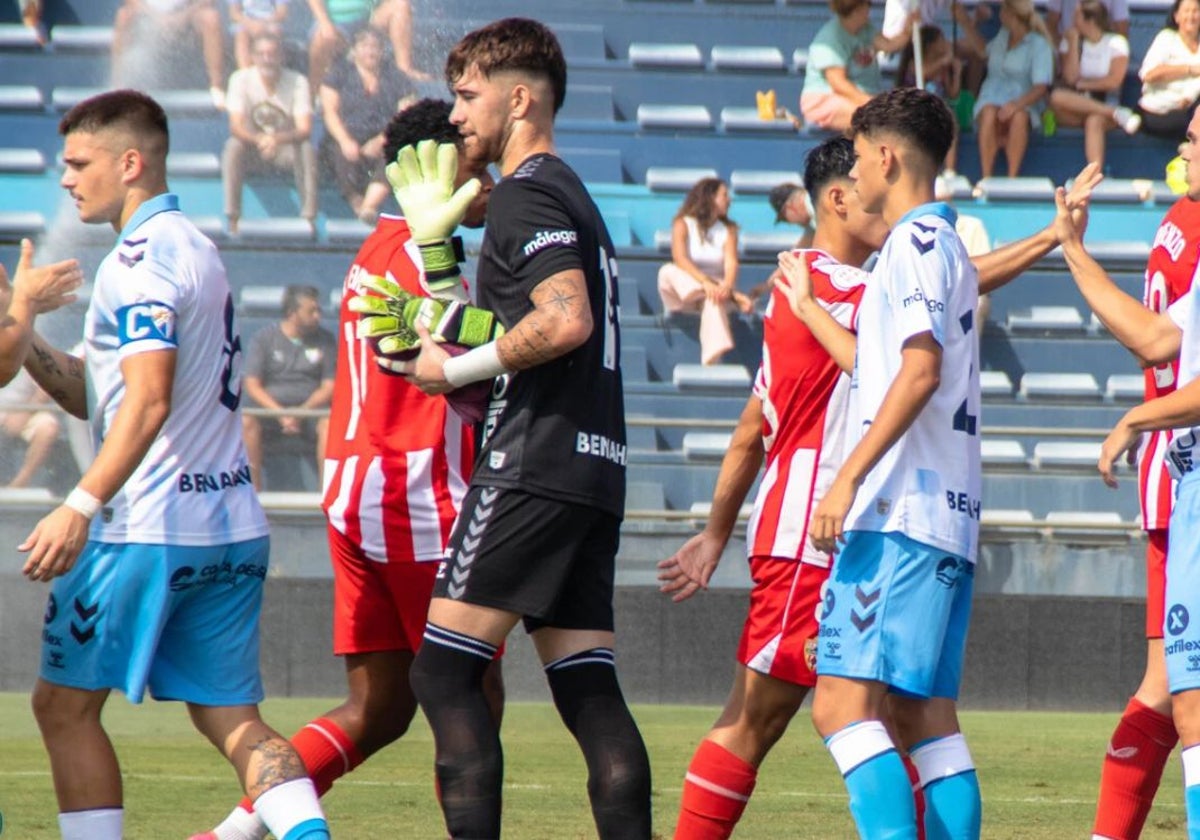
<box><xmin>443</xmin><ymin>341</ymin><xmax>508</xmax><ymax>389</ymax></box>
<box><xmin>63</xmin><ymin>487</ymin><xmax>102</xmax><ymax>520</ymax></box>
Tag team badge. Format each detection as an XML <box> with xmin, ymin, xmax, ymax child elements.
<box><xmin>804</xmin><ymin>637</ymin><xmax>818</xmax><ymax>673</ymax></box>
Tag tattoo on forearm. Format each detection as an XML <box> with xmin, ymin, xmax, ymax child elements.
<box><xmin>30</xmin><ymin>342</ymin><xmax>62</xmax><ymax>378</ymax></box>
<box><xmin>67</xmin><ymin>355</ymin><xmax>83</xmax><ymax>380</ymax></box>
<box><xmin>247</xmin><ymin>735</ymin><xmax>307</xmax><ymax>792</ymax></box>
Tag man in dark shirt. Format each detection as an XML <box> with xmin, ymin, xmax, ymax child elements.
<box><xmin>401</xmin><ymin>17</ymin><xmax>652</xmax><ymax>840</ymax></box>
<box><xmin>243</xmin><ymin>284</ymin><xmax>335</xmax><ymax>489</ymax></box>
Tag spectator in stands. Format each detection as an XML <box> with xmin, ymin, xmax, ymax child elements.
<box><xmin>0</xmin><ymin>369</ymin><xmax>60</xmax><ymax>489</ymax></box>
<box><xmin>222</xmin><ymin>33</ymin><xmax>317</xmax><ymax>234</ymax></box>
<box><xmin>1048</xmin><ymin>0</ymin><xmax>1130</xmax><ymax>43</ymax></box>
<box><xmin>961</xmin><ymin>0</ymin><xmax>1054</xmax><ymax>179</ymax></box>
<box><xmin>897</xmin><ymin>24</ymin><xmax>964</xmax><ymax>176</ymax></box>
<box><xmin>15</xmin><ymin>0</ymin><xmax>44</xmax><ymax>43</ymax></box>
<box><xmin>800</xmin><ymin>0</ymin><xmax>915</xmax><ymax>132</ymax></box>
<box><xmin>305</xmin><ymin>0</ymin><xmax>429</xmax><ymax>91</ymax></box>
<box><xmin>242</xmin><ymin>285</ymin><xmax>336</xmax><ymax>489</ymax></box>
<box><xmin>319</xmin><ymin>26</ymin><xmax>416</xmax><ymax>224</ymax></box>
<box><xmin>1136</xmin><ymin>0</ymin><xmax>1200</xmax><ymax>139</ymax></box>
<box><xmin>1047</xmin><ymin>0</ymin><xmax>1141</xmax><ymax>169</ymax></box>
<box><xmin>768</xmin><ymin>183</ymin><xmax>815</xmax><ymax>249</ymax></box>
<box><xmin>112</xmin><ymin>0</ymin><xmax>228</xmax><ymax>110</ymax></box>
<box><xmin>658</xmin><ymin>178</ymin><xmax>754</xmax><ymax>366</ymax></box>
<box><xmin>228</xmin><ymin>0</ymin><xmax>290</xmax><ymax>70</ymax></box>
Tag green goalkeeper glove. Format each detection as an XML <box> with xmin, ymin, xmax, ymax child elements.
<box><xmin>348</xmin><ymin>273</ymin><xmax>504</xmax><ymax>357</ymax></box>
<box><xmin>385</xmin><ymin>140</ymin><xmax>481</xmax><ymax>294</ymax></box>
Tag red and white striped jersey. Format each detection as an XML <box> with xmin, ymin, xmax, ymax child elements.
<box><xmin>746</xmin><ymin>249</ymin><xmax>868</xmax><ymax>567</ymax></box>
<box><xmin>321</xmin><ymin>215</ymin><xmax>474</xmax><ymax>563</ymax></box>
<box><xmin>1140</xmin><ymin>199</ymin><xmax>1200</xmax><ymax>530</ymax></box>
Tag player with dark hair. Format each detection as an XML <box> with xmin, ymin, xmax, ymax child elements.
<box><xmin>10</xmin><ymin>89</ymin><xmax>328</xmax><ymax>840</ymax></box>
<box><xmin>193</xmin><ymin>97</ymin><xmax>503</xmax><ymax>840</ymax></box>
<box><xmin>798</xmin><ymin>87</ymin><xmax>982</xmax><ymax>840</ymax></box>
<box><xmin>400</xmin><ymin>18</ymin><xmax>652</xmax><ymax>839</ymax></box>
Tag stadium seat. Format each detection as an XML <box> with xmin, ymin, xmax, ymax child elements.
<box><xmin>628</xmin><ymin>42</ymin><xmax>705</xmax><ymax>69</ymax></box>
<box><xmin>730</xmin><ymin>169</ymin><xmax>803</xmax><ymax>194</ymax></box>
<box><xmin>49</xmin><ymin>25</ymin><xmax>114</xmax><ymax>50</ymax></box>
<box><xmin>689</xmin><ymin>500</ymin><xmax>753</xmax><ymax>520</ymax></box>
<box><xmin>53</xmin><ymin>86</ymin><xmax>219</xmax><ymax>114</ymax></box>
<box><xmin>792</xmin><ymin>47</ymin><xmax>808</xmax><ymax>72</ymax></box>
<box><xmin>1044</xmin><ymin>510</ymin><xmax>1129</xmax><ymax>537</ymax></box>
<box><xmin>623</xmin><ymin>343</ymin><xmax>649</xmax><ymax>382</ymax></box>
<box><xmin>636</xmin><ymin>104</ymin><xmax>714</xmax><ymax>130</ymax></box>
<box><xmin>0</xmin><ymin>23</ymin><xmax>42</xmax><ymax>49</ymax></box>
<box><xmin>682</xmin><ymin>431</ymin><xmax>734</xmax><ymax>460</ymax></box>
<box><xmin>0</xmin><ymin>85</ymin><xmax>44</xmax><ymax>109</ymax></box>
<box><xmin>980</xmin><ymin>508</ymin><xmax>1036</xmax><ymax>526</ymax></box>
<box><xmin>325</xmin><ymin>218</ymin><xmax>373</xmax><ymax>245</ymax></box>
<box><xmin>557</xmin><ymin>84</ymin><xmax>614</xmax><ymax>121</ymax></box>
<box><xmin>645</xmin><ymin>166</ymin><xmax>719</xmax><ymax>191</ymax></box>
<box><xmin>1019</xmin><ymin>372</ymin><xmax>1102</xmax><ymax>400</ymax></box>
<box><xmin>720</xmin><ymin>107</ymin><xmax>798</xmax><ymax>133</ymax></box>
<box><xmin>0</xmin><ymin>148</ymin><xmax>45</xmax><ymax>173</ymax></box>
<box><xmin>1006</xmin><ymin>305</ymin><xmax>1085</xmax><ymax>333</ymax></box>
<box><xmin>936</xmin><ymin>172</ymin><xmax>974</xmax><ymax>200</ymax></box>
<box><xmin>193</xmin><ymin>216</ymin><xmax>227</xmax><ymax>242</ymax></box>
<box><xmin>0</xmin><ymin>486</ymin><xmax>56</xmax><ymax>505</ymax></box>
<box><xmin>980</xmin><ymin>369</ymin><xmax>1014</xmax><ymax>397</ymax></box>
<box><xmin>235</xmin><ymin>218</ymin><xmax>316</xmax><ymax>242</ymax></box>
<box><xmin>328</xmin><ymin>287</ymin><xmax>342</xmax><ymax>310</ymax></box>
<box><xmin>710</xmin><ymin>45</ymin><xmax>786</xmax><ymax>72</ymax></box>
<box><xmin>673</xmin><ymin>363</ymin><xmax>752</xmax><ymax>390</ymax></box>
<box><xmin>740</xmin><ymin>230</ymin><xmax>802</xmax><ymax>255</ymax></box>
<box><xmin>559</xmin><ymin>147</ymin><xmax>623</xmax><ymax>183</ymax></box>
<box><xmin>1085</xmin><ymin>240</ymin><xmax>1153</xmax><ymax>263</ymax></box>
<box><xmin>256</xmin><ymin>491</ymin><xmax>322</xmax><ymax>511</ymax></box>
<box><xmin>982</xmin><ymin>438</ymin><xmax>1028</xmax><ymax>466</ymax></box>
<box><xmin>1105</xmin><ymin>373</ymin><xmax>1144</xmax><ymax>402</ymax></box>
<box><xmin>1066</xmin><ymin>177</ymin><xmax>1154</xmax><ymax>204</ymax></box>
<box><xmin>166</xmin><ymin>151</ymin><xmax>221</xmax><ymax>178</ymax></box>
<box><xmin>0</xmin><ymin>211</ymin><xmax>46</xmax><ymax>238</ymax></box>
<box><xmin>653</xmin><ymin>229</ymin><xmax>673</xmax><ymax>251</ymax></box>
<box><xmin>239</xmin><ymin>285</ymin><xmax>287</xmax><ymax>314</ymax></box>
<box><xmin>627</xmin><ymin>481</ymin><xmax>666</xmax><ymax>511</ymax></box>
<box><xmin>1032</xmin><ymin>440</ymin><xmax>1102</xmax><ymax>468</ymax></box>
<box><xmin>972</xmin><ymin>176</ymin><xmax>1055</xmax><ymax>201</ymax></box>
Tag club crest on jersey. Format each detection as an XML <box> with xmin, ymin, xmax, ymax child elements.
<box><xmin>117</xmin><ymin>301</ymin><xmax>177</xmax><ymax>346</ymax></box>
<box><xmin>804</xmin><ymin>637</ymin><xmax>818</xmax><ymax>672</ymax></box>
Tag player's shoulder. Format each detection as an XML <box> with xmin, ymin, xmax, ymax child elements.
<box><xmin>806</xmin><ymin>249</ymin><xmax>869</xmax><ymax>295</ymax></box>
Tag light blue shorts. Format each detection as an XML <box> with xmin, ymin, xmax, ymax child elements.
<box><xmin>1165</xmin><ymin>472</ymin><xmax>1200</xmax><ymax>692</ymax></box>
<box><xmin>39</xmin><ymin>538</ymin><xmax>270</xmax><ymax>705</ymax></box>
<box><xmin>816</xmin><ymin>530</ymin><xmax>974</xmax><ymax>699</ymax></box>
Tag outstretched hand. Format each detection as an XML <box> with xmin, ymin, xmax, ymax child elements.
<box><xmin>4</xmin><ymin>238</ymin><xmax>83</xmax><ymax>316</ymax></box>
<box><xmin>1060</xmin><ymin>162</ymin><xmax>1102</xmax><ymax>241</ymax></box>
<box><xmin>657</xmin><ymin>531</ymin><xmax>724</xmax><ymax>603</ymax></box>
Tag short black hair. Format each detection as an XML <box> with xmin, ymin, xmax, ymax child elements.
<box><xmin>849</xmin><ymin>87</ymin><xmax>954</xmax><ymax>175</ymax></box>
<box><xmin>803</xmin><ymin>137</ymin><xmax>856</xmax><ymax>197</ymax></box>
<box><xmin>383</xmin><ymin>98</ymin><xmax>459</xmax><ymax>164</ymax></box>
<box><xmin>59</xmin><ymin>89</ymin><xmax>169</xmax><ymax>157</ymax></box>
<box><xmin>282</xmin><ymin>284</ymin><xmax>320</xmax><ymax>316</ymax></box>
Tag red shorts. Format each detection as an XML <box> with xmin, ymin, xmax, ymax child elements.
<box><xmin>736</xmin><ymin>556</ymin><xmax>829</xmax><ymax>687</ymax></box>
<box><xmin>329</xmin><ymin>523</ymin><xmax>437</xmax><ymax>656</ymax></box>
<box><xmin>1146</xmin><ymin>529</ymin><xmax>1168</xmax><ymax>639</ymax></box>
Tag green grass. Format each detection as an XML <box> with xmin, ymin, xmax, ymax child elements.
<box><xmin>0</xmin><ymin>693</ymin><xmax>1186</xmax><ymax>838</ymax></box>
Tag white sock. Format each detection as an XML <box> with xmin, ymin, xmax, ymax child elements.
<box><xmin>58</xmin><ymin>808</ymin><xmax>122</xmax><ymax>840</ymax></box>
<box><xmin>252</xmin><ymin>778</ymin><xmax>325</xmax><ymax>838</ymax></box>
<box><xmin>212</xmin><ymin>804</ymin><xmax>268</xmax><ymax>840</ymax></box>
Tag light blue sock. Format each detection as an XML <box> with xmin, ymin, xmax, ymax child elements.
<box><xmin>912</xmin><ymin>733</ymin><xmax>981</xmax><ymax>840</ymax></box>
<box><xmin>281</xmin><ymin>819</ymin><xmax>330</xmax><ymax>840</ymax></box>
<box><xmin>1185</xmin><ymin>745</ymin><xmax>1200</xmax><ymax>839</ymax></box>
<box><xmin>827</xmin><ymin>721</ymin><xmax>919</xmax><ymax>840</ymax></box>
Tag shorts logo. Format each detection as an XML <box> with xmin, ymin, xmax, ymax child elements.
<box><xmin>935</xmin><ymin>557</ymin><xmax>964</xmax><ymax>588</ymax></box>
<box><xmin>46</xmin><ymin>650</ymin><xmax>65</xmax><ymax>669</ymax></box>
<box><xmin>851</xmin><ymin>585</ymin><xmax>880</xmax><ymax>632</ymax></box>
<box><xmin>44</xmin><ymin>593</ymin><xmax>57</xmax><ymax>624</ymax></box>
<box><xmin>804</xmin><ymin>637</ymin><xmax>818</xmax><ymax>673</ymax></box>
<box><xmin>70</xmin><ymin>597</ymin><xmax>100</xmax><ymax>645</ymax></box>
<box><xmin>1189</xmin><ymin>653</ymin><xmax>1200</xmax><ymax>673</ymax></box>
<box><xmin>1168</xmin><ymin>604</ymin><xmax>1190</xmax><ymax>636</ymax></box>
<box><xmin>448</xmin><ymin>488</ymin><xmax>499</xmax><ymax>599</ymax></box>
<box><xmin>818</xmin><ymin>580</ymin><xmax>835</xmax><ymax>621</ymax></box>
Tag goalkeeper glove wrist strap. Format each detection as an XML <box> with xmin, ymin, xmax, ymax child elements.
<box><xmin>417</xmin><ymin>236</ymin><xmax>466</xmax><ymax>283</ymax></box>
<box><xmin>444</xmin><ymin>341</ymin><xmax>508</xmax><ymax>389</ymax></box>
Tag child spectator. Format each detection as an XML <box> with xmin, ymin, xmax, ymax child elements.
<box><xmin>658</xmin><ymin>178</ymin><xmax>754</xmax><ymax>366</ymax></box>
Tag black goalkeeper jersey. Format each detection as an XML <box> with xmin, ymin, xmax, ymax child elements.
<box><xmin>470</xmin><ymin>153</ymin><xmax>626</xmax><ymax>518</ymax></box>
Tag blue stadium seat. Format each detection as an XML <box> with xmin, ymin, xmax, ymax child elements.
<box><xmin>628</xmin><ymin>42</ymin><xmax>704</xmax><ymax>69</ymax></box>
<box><xmin>973</xmin><ymin>176</ymin><xmax>1055</xmax><ymax>201</ymax></box>
<box><xmin>235</xmin><ymin>218</ymin><xmax>314</xmax><ymax>243</ymax></box>
<box><xmin>49</xmin><ymin>25</ymin><xmax>113</xmax><ymax>51</ymax></box>
<box><xmin>0</xmin><ymin>23</ymin><xmax>42</xmax><ymax>49</ymax></box>
<box><xmin>682</xmin><ymin>432</ymin><xmax>733</xmax><ymax>460</ymax></box>
<box><xmin>1068</xmin><ymin>177</ymin><xmax>1154</xmax><ymax>204</ymax></box>
<box><xmin>980</xmin><ymin>369</ymin><xmax>1014</xmax><ymax>397</ymax></box>
<box><xmin>1105</xmin><ymin>373</ymin><xmax>1144</xmax><ymax>402</ymax></box>
<box><xmin>645</xmin><ymin>166</ymin><xmax>718</xmax><ymax>191</ymax></box>
<box><xmin>627</xmin><ymin>481</ymin><xmax>666</xmax><ymax>511</ymax></box>
<box><xmin>0</xmin><ymin>85</ymin><xmax>44</xmax><ymax>109</ymax></box>
<box><xmin>720</xmin><ymin>107</ymin><xmax>797</xmax><ymax>133</ymax></box>
<box><xmin>982</xmin><ymin>439</ymin><xmax>1028</xmax><ymax>467</ymax></box>
<box><xmin>730</xmin><ymin>169</ymin><xmax>802</xmax><ymax>194</ymax></box>
<box><xmin>1032</xmin><ymin>440</ymin><xmax>1102</xmax><ymax>468</ymax></box>
<box><xmin>673</xmin><ymin>363</ymin><xmax>752</xmax><ymax>391</ymax></box>
<box><xmin>636</xmin><ymin>104</ymin><xmax>714</xmax><ymax>130</ymax></box>
<box><xmin>740</xmin><ymin>230</ymin><xmax>801</xmax><ymax>255</ymax></box>
<box><xmin>792</xmin><ymin>48</ymin><xmax>808</xmax><ymax>72</ymax></box>
<box><xmin>1006</xmin><ymin>305</ymin><xmax>1086</xmax><ymax>333</ymax></box>
<box><xmin>0</xmin><ymin>148</ymin><xmax>45</xmax><ymax>173</ymax></box>
<box><xmin>0</xmin><ymin>210</ymin><xmax>45</xmax><ymax>238</ymax></box>
<box><xmin>239</xmin><ymin>285</ymin><xmax>286</xmax><ymax>315</ymax></box>
<box><xmin>325</xmin><ymin>218</ymin><xmax>373</xmax><ymax>246</ymax></box>
<box><xmin>710</xmin><ymin>45</ymin><xmax>785</xmax><ymax>72</ymax></box>
<box><xmin>1019</xmin><ymin>372</ymin><xmax>1102</xmax><ymax>400</ymax></box>
<box><xmin>559</xmin><ymin>84</ymin><xmax>615</xmax><ymax>121</ymax></box>
<box><xmin>166</xmin><ymin>151</ymin><xmax>220</xmax><ymax>178</ymax></box>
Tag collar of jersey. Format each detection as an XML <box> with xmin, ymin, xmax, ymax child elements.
<box><xmin>118</xmin><ymin>192</ymin><xmax>179</xmax><ymax>241</ymax></box>
<box><xmin>895</xmin><ymin>201</ymin><xmax>956</xmax><ymax>228</ymax></box>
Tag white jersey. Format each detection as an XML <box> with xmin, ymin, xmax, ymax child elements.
<box><xmin>85</xmin><ymin>193</ymin><xmax>268</xmax><ymax>546</ymax></box>
<box><xmin>844</xmin><ymin>202</ymin><xmax>981</xmax><ymax>561</ymax></box>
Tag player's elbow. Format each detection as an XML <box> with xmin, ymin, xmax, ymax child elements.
<box><xmin>556</xmin><ymin>309</ymin><xmax>593</xmax><ymax>353</ymax></box>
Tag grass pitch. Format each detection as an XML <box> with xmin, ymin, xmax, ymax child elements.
<box><xmin>0</xmin><ymin>693</ymin><xmax>1185</xmax><ymax>838</ymax></box>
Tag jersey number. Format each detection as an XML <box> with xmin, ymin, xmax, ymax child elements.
<box><xmin>1145</xmin><ymin>270</ymin><xmax>1177</xmax><ymax>389</ymax></box>
<box><xmin>598</xmin><ymin>246</ymin><xmax>620</xmax><ymax>372</ymax></box>
<box><xmin>218</xmin><ymin>293</ymin><xmax>242</xmax><ymax>411</ymax></box>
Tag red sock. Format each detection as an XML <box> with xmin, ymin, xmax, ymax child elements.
<box><xmin>239</xmin><ymin>717</ymin><xmax>365</xmax><ymax>812</ymax></box>
<box><xmin>675</xmin><ymin>739</ymin><xmax>757</xmax><ymax>840</ymax></box>
<box><xmin>901</xmin><ymin>753</ymin><xmax>927</xmax><ymax>840</ymax></box>
<box><xmin>1094</xmin><ymin>697</ymin><xmax>1178</xmax><ymax>839</ymax></box>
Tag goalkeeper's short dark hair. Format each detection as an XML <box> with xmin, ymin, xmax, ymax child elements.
<box><xmin>383</xmin><ymin>99</ymin><xmax>460</xmax><ymax>165</ymax></box>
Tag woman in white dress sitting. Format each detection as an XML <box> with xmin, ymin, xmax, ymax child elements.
<box><xmin>658</xmin><ymin>178</ymin><xmax>753</xmax><ymax>366</ymax></box>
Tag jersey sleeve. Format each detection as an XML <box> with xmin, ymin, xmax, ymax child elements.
<box><xmin>490</xmin><ymin>178</ymin><xmax>584</xmax><ymax>299</ymax></box>
<box><xmin>884</xmin><ymin>224</ymin><xmax>956</xmax><ymax>347</ymax></box>
<box><xmin>111</xmin><ymin>256</ymin><xmax>183</xmax><ymax>359</ymax></box>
